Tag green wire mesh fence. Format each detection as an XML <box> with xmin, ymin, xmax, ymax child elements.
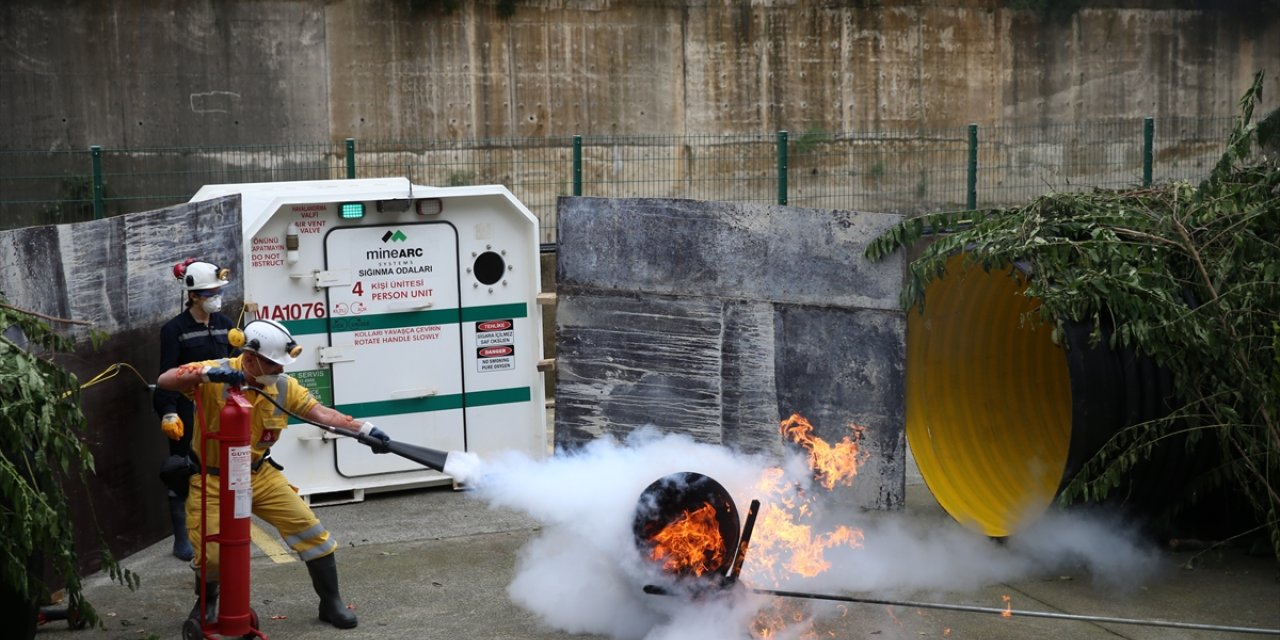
<box><xmin>0</xmin><ymin>117</ymin><xmax>1237</xmax><ymax>244</ymax></box>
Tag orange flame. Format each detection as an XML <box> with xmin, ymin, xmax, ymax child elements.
<box><xmin>780</xmin><ymin>413</ymin><xmax>865</xmax><ymax>490</ymax></box>
<box><xmin>739</xmin><ymin>415</ymin><xmax>868</xmax><ymax>586</ymax></box>
<box><xmin>1001</xmin><ymin>594</ymin><xmax>1013</xmax><ymax>618</ymax></box>
<box><xmin>642</xmin><ymin>414</ymin><xmax>871</xmax><ymax>639</ymax></box>
<box><xmin>751</xmin><ymin>599</ymin><xmax>816</xmax><ymax>640</ymax></box>
<box><xmin>887</xmin><ymin>606</ymin><xmax>901</xmax><ymax>626</ymax></box>
<box><xmin>648</xmin><ymin>502</ymin><xmax>725</xmax><ymax>577</ymax></box>
<box><xmin>740</xmin><ymin>414</ymin><xmax>870</xmax><ymax>637</ymax></box>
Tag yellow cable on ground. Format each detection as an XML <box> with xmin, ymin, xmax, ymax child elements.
<box><xmin>62</xmin><ymin>362</ymin><xmax>153</xmax><ymax>399</ymax></box>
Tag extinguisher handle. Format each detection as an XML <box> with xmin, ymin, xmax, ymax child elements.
<box><xmin>202</xmin><ymin>366</ymin><xmax>247</xmax><ymax>386</ymax></box>
<box><xmin>358</xmin><ymin>422</ymin><xmax>392</xmax><ymax>445</ymax></box>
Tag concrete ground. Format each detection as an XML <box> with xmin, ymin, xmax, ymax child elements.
<box><xmin>37</xmin><ymin>427</ymin><xmax>1280</xmax><ymax>640</ymax></box>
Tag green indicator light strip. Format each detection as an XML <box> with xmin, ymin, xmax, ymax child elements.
<box><xmin>283</xmin><ymin>303</ymin><xmax>528</xmax><ymax>336</ymax></box>
<box><xmin>340</xmin><ymin>202</ymin><xmax>365</xmax><ymax>219</ymax></box>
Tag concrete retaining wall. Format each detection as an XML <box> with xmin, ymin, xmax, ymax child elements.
<box><xmin>2</xmin><ymin>1</ymin><xmax>1276</xmax><ymax>148</ymax></box>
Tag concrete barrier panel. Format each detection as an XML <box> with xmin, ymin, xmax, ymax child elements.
<box><xmin>0</xmin><ymin>196</ymin><xmax>241</xmax><ymax>572</ymax></box>
<box><xmin>555</xmin><ymin>197</ymin><xmax>905</xmax><ymax>510</ymax></box>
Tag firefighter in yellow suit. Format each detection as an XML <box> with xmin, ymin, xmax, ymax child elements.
<box><xmin>156</xmin><ymin>319</ymin><xmax>390</xmax><ymax>630</ymax></box>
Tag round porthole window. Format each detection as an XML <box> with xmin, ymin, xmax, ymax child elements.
<box><xmin>473</xmin><ymin>251</ymin><xmax>506</xmax><ymax>285</ymax></box>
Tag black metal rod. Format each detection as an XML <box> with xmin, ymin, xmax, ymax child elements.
<box><xmin>748</xmin><ymin>587</ymin><xmax>1280</xmax><ymax>637</ymax></box>
<box><xmin>726</xmin><ymin>499</ymin><xmax>760</xmax><ymax>582</ymax></box>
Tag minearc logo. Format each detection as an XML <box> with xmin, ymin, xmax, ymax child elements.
<box><xmin>381</xmin><ymin>230</ymin><xmax>408</xmax><ymax>243</ymax></box>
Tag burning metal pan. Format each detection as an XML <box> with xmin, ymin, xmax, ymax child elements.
<box><xmin>632</xmin><ymin>471</ymin><xmax>1279</xmax><ymax>637</ymax></box>
<box><xmin>632</xmin><ymin>471</ymin><xmax>741</xmax><ymax>585</ymax></box>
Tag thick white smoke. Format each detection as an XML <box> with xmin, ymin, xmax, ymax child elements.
<box><xmin>448</xmin><ymin>427</ymin><xmax>1160</xmax><ymax>640</ymax></box>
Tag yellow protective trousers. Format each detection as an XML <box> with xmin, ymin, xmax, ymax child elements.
<box><xmin>185</xmin><ymin>463</ymin><xmax>336</xmax><ymax>578</ymax></box>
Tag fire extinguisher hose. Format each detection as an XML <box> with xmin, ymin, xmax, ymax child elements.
<box><xmin>243</xmin><ymin>387</ymin><xmax>451</xmax><ymax>473</ymax></box>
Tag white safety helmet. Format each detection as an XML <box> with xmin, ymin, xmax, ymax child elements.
<box><xmin>179</xmin><ymin>261</ymin><xmax>230</xmax><ymax>291</ymax></box>
<box><xmin>237</xmin><ymin>319</ymin><xmax>301</xmax><ymax>365</ymax></box>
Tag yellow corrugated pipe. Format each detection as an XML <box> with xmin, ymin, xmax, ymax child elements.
<box><xmin>906</xmin><ymin>254</ymin><xmax>1072</xmax><ymax>537</ymax></box>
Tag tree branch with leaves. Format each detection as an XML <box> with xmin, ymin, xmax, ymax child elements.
<box><xmin>0</xmin><ymin>297</ymin><xmax>138</xmax><ymax>630</ymax></box>
<box><xmin>865</xmin><ymin>71</ymin><xmax>1279</xmax><ymax>558</ymax></box>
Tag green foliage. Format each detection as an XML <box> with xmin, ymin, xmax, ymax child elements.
<box><xmin>38</xmin><ymin>176</ymin><xmax>100</xmax><ymax>225</ymax></box>
<box><xmin>867</xmin><ymin>159</ymin><xmax>886</xmax><ymax>179</ymax></box>
<box><xmin>406</xmin><ymin>0</ymin><xmax>460</xmax><ymax>15</ymax></box>
<box><xmin>865</xmin><ymin>71</ymin><xmax>1280</xmax><ymax>557</ymax></box>
<box><xmin>791</xmin><ymin>126</ymin><xmax>828</xmax><ymax>156</ymax></box>
<box><xmin>447</xmin><ymin>170</ymin><xmax>475</xmax><ymax>187</ymax></box>
<box><xmin>1003</xmin><ymin>0</ymin><xmax>1089</xmax><ymax>22</ymax></box>
<box><xmin>0</xmin><ymin>299</ymin><xmax>138</xmax><ymax>627</ymax></box>
<box><xmin>1003</xmin><ymin>0</ymin><xmax>1280</xmax><ymax>23</ymax></box>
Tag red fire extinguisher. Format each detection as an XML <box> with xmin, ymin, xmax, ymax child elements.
<box><xmin>185</xmin><ymin>387</ymin><xmax>265</xmax><ymax>640</ymax></box>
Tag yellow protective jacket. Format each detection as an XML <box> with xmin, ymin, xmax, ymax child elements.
<box><xmin>183</xmin><ymin>354</ymin><xmax>319</xmax><ymax>468</ymax></box>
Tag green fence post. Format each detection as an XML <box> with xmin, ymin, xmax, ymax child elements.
<box><xmin>345</xmin><ymin>138</ymin><xmax>356</xmax><ymax>179</ymax></box>
<box><xmin>1143</xmin><ymin>117</ymin><xmax>1154</xmax><ymax>187</ymax></box>
<box><xmin>572</xmin><ymin>135</ymin><xmax>582</xmax><ymax>196</ymax></box>
<box><xmin>777</xmin><ymin>130</ymin><xmax>788</xmax><ymax>205</ymax></box>
<box><xmin>90</xmin><ymin>145</ymin><xmax>104</xmax><ymax>219</ymax></box>
<box><xmin>967</xmin><ymin>124</ymin><xmax>978</xmax><ymax>211</ymax></box>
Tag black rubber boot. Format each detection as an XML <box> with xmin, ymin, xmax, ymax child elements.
<box><xmin>169</xmin><ymin>494</ymin><xmax>194</xmax><ymax>561</ymax></box>
<box><xmin>306</xmin><ymin>554</ymin><xmax>357</xmax><ymax>629</ymax></box>
<box><xmin>187</xmin><ymin>579</ymin><xmax>218</xmax><ymax>625</ymax></box>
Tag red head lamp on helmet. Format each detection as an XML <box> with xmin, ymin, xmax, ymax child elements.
<box><xmin>174</xmin><ymin>260</ymin><xmax>230</xmax><ymax>291</ymax></box>
<box><xmin>172</xmin><ymin>258</ymin><xmax>197</xmax><ymax>280</ymax></box>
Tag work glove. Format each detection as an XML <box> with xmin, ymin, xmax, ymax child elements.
<box><xmin>160</xmin><ymin>413</ymin><xmax>184</xmax><ymax>440</ymax></box>
<box><xmin>358</xmin><ymin>421</ymin><xmax>391</xmax><ymax>453</ymax></box>
<box><xmin>202</xmin><ymin>366</ymin><xmax>246</xmax><ymax>386</ymax></box>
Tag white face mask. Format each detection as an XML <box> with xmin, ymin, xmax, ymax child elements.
<box><xmin>201</xmin><ymin>295</ymin><xmax>223</xmax><ymax>314</ymax></box>
<box><xmin>247</xmin><ymin>355</ymin><xmax>280</xmax><ymax>386</ymax></box>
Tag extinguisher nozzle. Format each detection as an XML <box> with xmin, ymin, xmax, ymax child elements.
<box><xmin>382</xmin><ymin>439</ymin><xmax>451</xmax><ymax>473</ymax></box>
